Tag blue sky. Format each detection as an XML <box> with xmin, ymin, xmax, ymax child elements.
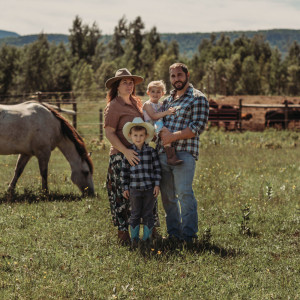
<box><xmin>1</xmin><ymin>0</ymin><xmax>300</xmax><ymax>35</ymax></box>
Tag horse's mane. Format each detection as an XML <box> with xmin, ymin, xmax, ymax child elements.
<box><xmin>41</xmin><ymin>102</ymin><xmax>94</xmax><ymax>174</ymax></box>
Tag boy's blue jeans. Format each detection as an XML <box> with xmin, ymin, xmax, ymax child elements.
<box><xmin>159</xmin><ymin>151</ymin><xmax>198</xmax><ymax>241</ymax></box>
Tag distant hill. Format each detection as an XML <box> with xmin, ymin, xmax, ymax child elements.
<box><xmin>0</xmin><ymin>30</ymin><xmax>19</xmax><ymax>39</ymax></box>
<box><xmin>1</xmin><ymin>29</ymin><xmax>300</xmax><ymax>57</ymax></box>
<box><xmin>160</xmin><ymin>29</ymin><xmax>300</xmax><ymax>57</ymax></box>
<box><xmin>0</xmin><ymin>34</ymin><xmax>69</xmax><ymax>46</ymax></box>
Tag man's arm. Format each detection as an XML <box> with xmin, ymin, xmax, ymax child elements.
<box><xmin>160</xmin><ymin>96</ymin><xmax>209</xmax><ymax>145</ymax></box>
<box><xmin>160</xmin><ymin>127</ymin><xmax>195</xmax><ymax>145</ymax></box>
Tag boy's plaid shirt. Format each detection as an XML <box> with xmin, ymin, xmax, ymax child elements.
<box><xmin>120</xmin><ymin>144</ymin><xmax>161</xmax><ymax>191</ymax></box>
<box><xmin>157</xmin><ymin>84</ymin><xmax>209</xmax><ymax>160</ymax></box>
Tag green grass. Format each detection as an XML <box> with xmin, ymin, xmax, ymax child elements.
<box><xmin>0</xmin><ymin>128</ymin><xmax>299</xmax><ymax>299</ymax></box>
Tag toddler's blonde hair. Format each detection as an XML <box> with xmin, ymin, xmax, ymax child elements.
<box><xmin>147</xmin><ymin>80</ymin><xmax>166</xmax><ymax>94</ymax></box>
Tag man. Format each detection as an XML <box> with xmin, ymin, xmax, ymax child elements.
<box><xmin>158</xmin><ymin>62</ymin><xmax>209</xmax><ymax>242</ymax></box>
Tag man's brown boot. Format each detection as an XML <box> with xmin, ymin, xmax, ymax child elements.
<box><xmin>165</xmin><ymin>146</ymin><xmax>183</xmax><ymax>166</ymax></box>
<box><xmin>118</xmin><ymin>230</ymin><xmax>131</xmax><ymax>246</ymax></box>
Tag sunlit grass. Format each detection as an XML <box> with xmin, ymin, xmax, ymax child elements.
<box><xmin>0</xmin><ymin>129</ymin><xmax>299</xmax><ymax>298</ymax></box>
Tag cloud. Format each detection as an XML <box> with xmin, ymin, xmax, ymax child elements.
<box><xmin>1</xmin><ymin>0</ymin><xmax>300</xmax><ymax>35</ymax></box>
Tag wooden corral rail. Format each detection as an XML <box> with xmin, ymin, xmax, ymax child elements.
<box><xmin>208</xmin><ymin>99</ymin><xmax>300</xmax><ymax>130</ymax></box>
<box><xmin>208</xmin><ymin>99</ymin><xmax>246</xmax><ymax>130</ymax></box>
<box><xmin>4</xmin><ymin>92</ymin><xmax>299</xmax><ymax>137</ymax></box>
<box><xmin>239</xmin><ymin>99</ymin><xmax>300</xmax><ymax>129</ymax></box>
<box><xmin>208</xmin><ymin>107</ymin><xmax>241</xmax><ymax>130</ymax></box>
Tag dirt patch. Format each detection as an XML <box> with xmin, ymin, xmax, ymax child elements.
<box><xmin>210</xmin><ymin>95</ymin><xmax>300</xmax><ymax>131</ymax></box>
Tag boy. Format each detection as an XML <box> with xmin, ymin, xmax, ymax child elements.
<box><xmin>143</xmin><ymin>80</ymin><xmax>183</xmax><ymax>165</ymax></box>
<box><xmin>120</xmin><ymin>117</ymin><xmax>161</xmax><ymax>247</ymax></box>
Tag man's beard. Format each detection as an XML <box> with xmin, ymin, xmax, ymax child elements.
<box><xmin>173</xmin><ymin>77</ymin><xmax>188</xmax><ymax>91</ymax></box>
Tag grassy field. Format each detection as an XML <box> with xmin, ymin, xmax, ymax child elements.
<box><xmin>0</xmin><ymin>123</ymin><xmax>299</xmax><ymax>298</ymax></box>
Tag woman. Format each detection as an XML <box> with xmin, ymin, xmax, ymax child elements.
<box><xmin>104</xmin><ymin>68</ymin><xmax>160</xmax><ymax>245</ymax></box>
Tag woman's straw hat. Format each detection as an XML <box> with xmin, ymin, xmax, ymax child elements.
<box><xmin>122</xmin><ymin>117</ymin><xmax>155</xmax><ymax>144</ymax></box>
<box><xmin>105</xmin><ymin>68</ymin><xmax>144</xmax><ymax>89</ymax></box>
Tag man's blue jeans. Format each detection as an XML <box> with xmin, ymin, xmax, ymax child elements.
<box><xmin>159</xmin><ymin>151</ymin><xmax>198</xmax><ymax>241</ymax></box>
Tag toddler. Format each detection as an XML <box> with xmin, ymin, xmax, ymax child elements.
<box><xmin>143</xmin><ymin>80</ymin><xmax>183</xmax><ymax>165</ymax></box>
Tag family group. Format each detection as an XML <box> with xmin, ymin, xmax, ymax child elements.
<box><xmin>104</xmin><ymin>62</ymin><xmax>209</xmax><ymax>248</ymax></box>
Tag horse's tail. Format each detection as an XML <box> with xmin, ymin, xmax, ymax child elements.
<box><xmin>41</xmin><ymin>102</ymin><xmax>94</xmax><ymax>174</ymax></box>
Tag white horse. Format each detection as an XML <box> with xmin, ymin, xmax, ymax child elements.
<box><xmin>0</xmin><ymin>101</ymin><xmax>94</xmax><ymax>196</ymax></box>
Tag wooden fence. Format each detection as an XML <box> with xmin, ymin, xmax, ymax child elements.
<box><xmin>238</xmin><ymin>99</ymin><xmax>300</xmax><ymax>130</ymax></box>
<box><xmin>209</xmin><ymin>99</ymin><xmax>300</xmax><ymax>130</ymax></box>
<box><xmin>2</xmin><ymin>92</ymin><xmax>300</xmax><ymax>138</ymax></box>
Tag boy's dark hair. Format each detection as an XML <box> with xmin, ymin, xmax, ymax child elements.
<box><xmin>129</xmin><ymin>126</ymin><xmax>147</xmax><ymax>135</ymax></box>
<box><xmin>169</xmin><ymin>62</ymin><xmax>189</xmax><ymax>75</ymax></box>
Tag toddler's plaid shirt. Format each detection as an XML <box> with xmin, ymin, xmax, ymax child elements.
<box><xmin>157</xmin><ymin>84</ymin><xmax>209</xmax><ymax>160</ymax></box>
<box><xmin>121</xmin><ymin>144</ymin><xmax>161</xmax><ymax>191</ymax></box>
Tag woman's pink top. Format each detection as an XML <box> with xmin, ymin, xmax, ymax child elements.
<box><xmin>104</xmin><ymin>96</ymin><xmax>143</xmax><ymax>155</ymax></box>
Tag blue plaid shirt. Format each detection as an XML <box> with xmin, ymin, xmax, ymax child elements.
<box><xmin>121</xmin><ymin>144</ymin><xmax>161</xmax><ymax>191</ymax></box>
<box><xmin>157</xmin><ymin>84</ymin><xmax>209</xmax><ymax>160</ymax></box>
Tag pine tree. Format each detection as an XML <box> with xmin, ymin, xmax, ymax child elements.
<box><xmin>69</xmin><ymin>15</ymin><xmax>101</xmax><ymax>64</ymax></box>
<box><xmin>48</xmin><ymin>43</ymin><xmax>72</xmax><ymax>92</ymax></box>
<box><xmin>17</xmin><ymin>33</ymin><xmax>51</xmax><ymax>93</ymax></box>
<box><xmin>139</xmin><ymin>27</ymin><xmax>164</xmax><ymax>87</ymax></box>
<box><xmin>0</xmin><ymin>45</ymin><xmax>19</xmax><ymax>96</ymax></box>
<box><xmin>107</xmin><ymin>16</ymin><xmax>128</xmax><ymax>60</ymax></box>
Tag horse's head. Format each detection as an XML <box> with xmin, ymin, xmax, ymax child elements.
<box><xmin>49</xmin><ymin>109</ymin><xmax>95</xmax><ymax>196</ymax></box>
<box><xmin>71</xmin><ymin>158</ymin><xmax>95</xmax><ymax>197</ymax></box>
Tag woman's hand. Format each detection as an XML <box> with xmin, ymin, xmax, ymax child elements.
<box><xmin>153</xmin><ymin>186</ymin><xmax>160</xmax><ymax>197</ymax></box>
<box><xmin>123</xmin><ymin>190</ymin><xmax>130</xmax><ymax>199</ymax></box>
<box><xmin>105</xmin><ymin>126</ymin><xmax>140</xmax><ymax>165</ymax></box>
<box><xmin>123</xmin><ymin>148</ymin><xmax>140</xmax><ymax>166</ymax></box>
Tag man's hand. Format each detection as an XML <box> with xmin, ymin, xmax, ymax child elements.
<box><xmin>160</xmin><ymin>127</ymin><xmax>176</xmax><ymax>145</ymax></box>
<box><xmin>123</xmin><ymin>190</ymin><xmax>130</xmax><ymax>199</ymax></box>
<box><xmin>160</xmin><ymin>127</ymin><xmax>196</xmax><ymax>145</ymax></box>
<box><xmin>153</xmin><ymin>186</ymin><xmax>160</xmax><ymax>197</ymax></box>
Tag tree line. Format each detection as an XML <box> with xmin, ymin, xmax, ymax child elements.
<box><xmin>0</xmin><ymin>15</ymin><xmax>300</xmax><ymax>100</ymax></box>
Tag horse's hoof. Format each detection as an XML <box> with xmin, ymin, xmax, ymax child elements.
<box><xmin>7</xmin><ymin>188</ymin><xmax>15</xmax><ymax>201</ymax></box>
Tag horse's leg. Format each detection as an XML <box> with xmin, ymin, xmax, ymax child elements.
<box><xmin>8</xmin><ymin>154</ymin><xmax>32</xmax><ymax>191</ymax></box>
<box><xmin>37</xmin><ymin>150</ymin><xmax>51</xmax><ymax>193</ymax></box>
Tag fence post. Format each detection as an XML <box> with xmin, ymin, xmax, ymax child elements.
<box><xmin>284</xmin><ymin>100</ymin><xmax>289</xmax><ymax>129</ymax></box>
<box><xmin>239</xmin><ymin>98</ymin><xmax>243</xmax><ymax>131</ymax></box>
<box><xmin>56</xmin><ymin>93</ymin><xmax>61</xmax><ymax>109</ymax></box>
<box><xmin>99</xmin><ymin>108</ymin><xmax>103</xmax><ymax>141</ymax></box>
<box><xmin>71</xmin><ymin>92</ymin><xmax>77</xmax><ymax>129</ymax></box>
<box><xmin>36</xmin><ymin>91</ymin><xmax>42</xmax><ymax>102</ymax></box>
<box><xmin>217</xmin><ymin>105</ymin><xmax>220</xmax><ymax>128</ymax></box>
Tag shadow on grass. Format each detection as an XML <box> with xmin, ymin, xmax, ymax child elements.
<box><xmin>132</xmin><ymin>238</ymin><xmax>241</xmax><ymax>259</ymax></box>
<box><xmin>0</xmin><ymin>189</ymin><xmax>82</xmax><ymax>204</ymax></box>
